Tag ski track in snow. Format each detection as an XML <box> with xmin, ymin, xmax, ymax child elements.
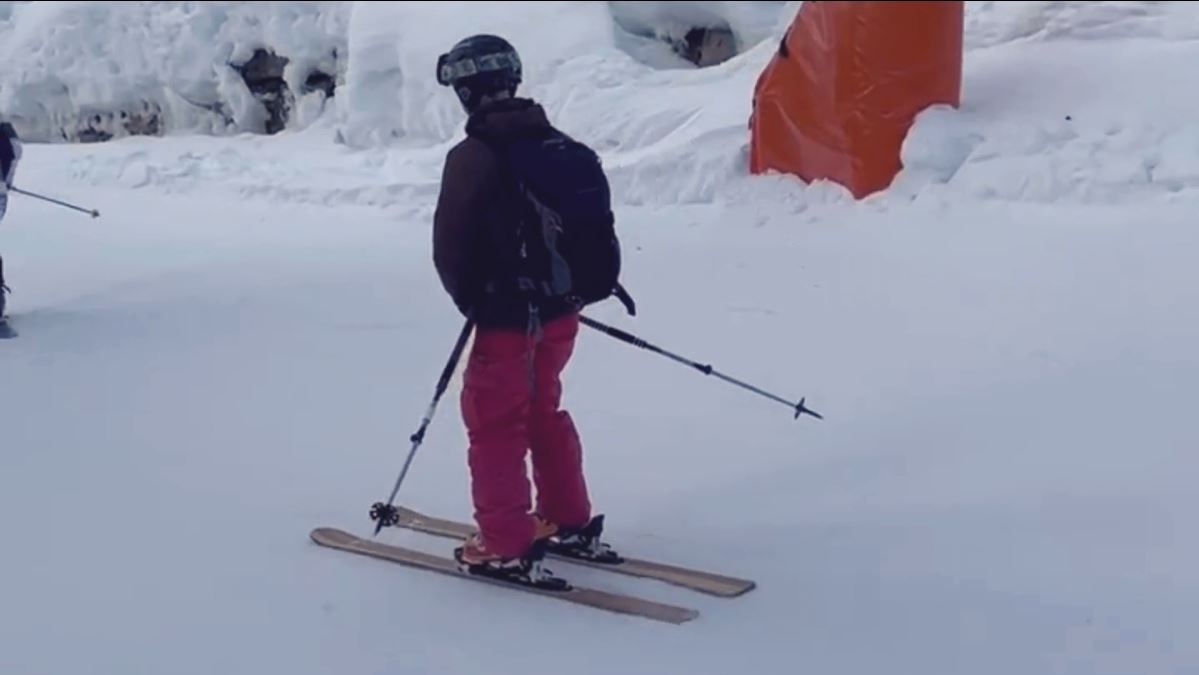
<box><xmin>2</xmin><ymin>2</ymin><xmax>1198</xmax><ymax>675</ymax></box>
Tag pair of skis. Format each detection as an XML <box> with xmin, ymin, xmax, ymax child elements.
<box><xmin>310</xmin><ymin>506</ymin><xmax>755</xmax><ymax>625</ymax></box>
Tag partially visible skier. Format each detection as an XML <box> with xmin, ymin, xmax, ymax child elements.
<box><xmin>0</xmin><ymin>120</ymin><xmax>21</xmax><ymax>325</ymax></box>
<box><xmin>431</xmin><ymin>34</ymin><xmax>629</xmax><ymax>585</ymax></box>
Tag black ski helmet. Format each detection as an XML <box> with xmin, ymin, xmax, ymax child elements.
<box><xmin>436</xmin><ymin>34</ymin><xmax>522</xmax><ymax>112</ymax></box>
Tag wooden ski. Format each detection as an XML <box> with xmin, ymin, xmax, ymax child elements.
<box><xmin>390</xmin><ymin>506</ymin><xmax>756</xmax><ymax>598</ymax></box>
<box><xmin>310</xmin><ymin>527</ymin><xmax>700</xmax><ymax>625</ymax></box>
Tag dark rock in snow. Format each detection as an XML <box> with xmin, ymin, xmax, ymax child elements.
<box><xmin>232</xmin><ymin>48</ymin><xmax>336</xmax><ymax>135</ymax></box>
<box><xmin>679</xmin><ymin>25</ymin><xmax>738</xmax><ymax>67</ymax></box>
<box><xmin>232</xmin><ymin>48</ymin><xmax>294</xmax><ymax>135</ymax></box>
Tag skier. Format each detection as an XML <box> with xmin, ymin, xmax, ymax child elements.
<box><xmin>432</xmin><ymin>34</ymin><xmax>625</xmax><ymax>584</ymax></box>
<box><xmin>0</xmin><ymin>120</ymin><xmax>21</xmax><ymax>324</ymax></box>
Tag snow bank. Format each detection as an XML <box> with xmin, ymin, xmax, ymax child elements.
<box><xmin>0</xmin><ymin>1</ymin><xmax>790</xmax><ymax>145</ymax></box>
<box><xmin>964</xmin><ymin>0</ymin><xmax>1199</xmax><ymax>49</ymax></box>
<box><xmin>0</xmin><ymin>0</ymin><xmax>796</xmax><ymax>205</ymax></box>
<box><xmin>900</xmin><ymin>2</ymin><xmax>1199</xmax><ymax>204</ymax></box>
<box><xmin>0</xmin><ymin>1</ymin><xmax>348</xmax><ymax>142</ymax></box>
<box><xmin>6</xmin><ymin>1</ymin><xmax>1199</xmax><ymax>209</ymax></box>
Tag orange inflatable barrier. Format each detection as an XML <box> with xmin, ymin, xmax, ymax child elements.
<box><xmin>750</xmin><ymin>1</ymin><xmax>964</xmax><ymax>199</ymax></box>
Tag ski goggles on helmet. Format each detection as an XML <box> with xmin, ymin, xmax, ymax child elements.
<box><xmin>436</xmin><ymin>50</ymin><xmax>521</xmax><ymax>86</ymax></box>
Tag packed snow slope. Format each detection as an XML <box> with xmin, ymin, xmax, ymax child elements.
<box><xmin>2</xmin><ymin>2</ymin><xmax>1198</xmax><ymax>675</ymax></box>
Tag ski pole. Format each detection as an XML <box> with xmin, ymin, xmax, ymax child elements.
<box><xmin>370</xmin><ymin>317</ymin><xmax>475</xmax><ymax>535</ymax></box>
<box><xmin>11</xmin><ymin>186</ymin><xmax>100</xmax><ymax>218</ymax></box>
<box><xmin>580</xmin><ymin>315</ymin><xmax>823</xmax><ymax>421</ymax></box>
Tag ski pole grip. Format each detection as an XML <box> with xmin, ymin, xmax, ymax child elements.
<box><xmin>602</xmin><ymin>324</ymin><xmax>639</xmax><ymax>345</ymax></box>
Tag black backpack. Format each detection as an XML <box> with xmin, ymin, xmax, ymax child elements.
<box><xmin>485</xmin><ymin>128</ymin><xmax>635</xmax><ymax>318</ymax></box>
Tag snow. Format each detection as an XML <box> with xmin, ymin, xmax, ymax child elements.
<box><xmin>2</xmin><ymin>2</ymin><xmax>1199</xmax><ymax>674</ymax></box>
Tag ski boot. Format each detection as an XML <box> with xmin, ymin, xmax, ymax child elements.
<box><xmin>542</xmin><ymin>514</ymin><xmax>624</xmax><ymax>565</ymax></box>
<box><xmin>454</xmin><ymin>534</ymin><xmax>570</xmax><ymax>591</ymax></box>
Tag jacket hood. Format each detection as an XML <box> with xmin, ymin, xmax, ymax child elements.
<box><xmin>465</xmin><ymin>97</ymin><xmax>551</xmax><ymax>142</ymax></box>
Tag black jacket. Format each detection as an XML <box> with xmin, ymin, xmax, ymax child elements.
<box><xmin>432</xmin><ymin>98</ymin><xmax>576</xmax><ymax>329</ymax></box>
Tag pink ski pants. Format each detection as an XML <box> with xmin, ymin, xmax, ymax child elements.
<box><xmin>460</xmin><ymin>312</ymin><xmax>592</xmax><ymax>557</ymax></box>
